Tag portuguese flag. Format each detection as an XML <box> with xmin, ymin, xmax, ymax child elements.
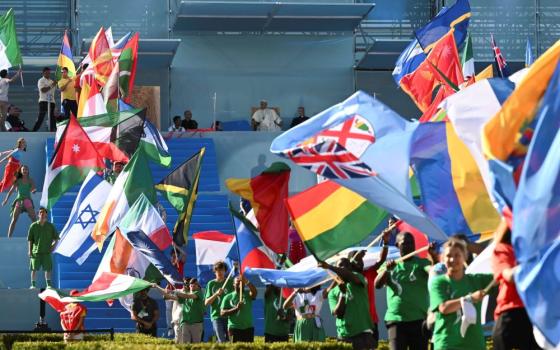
<box><xmin>40</xmin><ymin>115</ymin><xmax>105</xmax><ymax>209</ymax></box>
<box><xmin>225</xmin><ymin>162</ymin><xmax>290</xmax><ymax>254</ymax></box>
<box><xmin>286</xmin><ymin>180</ymin><xmax>386</xmax><ymax>261</ymax></box>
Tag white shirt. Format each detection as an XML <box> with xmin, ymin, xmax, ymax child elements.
<box><xmin>0</xmin><ymin>78</ymin><xmax>9</xmax><ymax>102</ymax></box>
<box><xmin>293</xmin><ymin>292</ymin><xmax>324</xmax><ymax>318</ymax></box>
<box><xmin>252</xmin><ymin>108</ymin><xmax>281</xmax><ymax>131</ymax></box>
<box><xmin>168</xmin><ymin>125</ymin><xmax>186</xmax><ymax>132</ymax></box>
<box><xmin>38</xmin><ymin>77</ymin><xmax>56</xmax><ymax>103</ymax></box>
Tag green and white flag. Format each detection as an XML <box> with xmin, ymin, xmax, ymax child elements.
<box><xmin>461</xmin><ymin>32</ymin><xmax>475</xmax><ymax>80</ymax></box>
<box><xmin>0</xmin><ymin>9</ymin><xmax>22</xmax><ymax>70</ymax></box>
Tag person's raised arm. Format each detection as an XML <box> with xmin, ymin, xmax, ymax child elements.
<box><xmin>375</xmin><ymin>260</ymin><xmax>396</xmax><ymax>289</ymax></box>
<box><xmin>438</xmin><ymin>290</ymin><xmax>486</xmax><ymax>314</ymax></box>
<box><xmin>151</xmin><ymin>283</ymin><xmax>178</xmax><ymax>300</ymax></box>
<box><xmin>204</xmin><ymin>285</ymin><xmax>224</xmax><ymax>306</ymax></box>
<box><xmin>244</xmin><ymin>276</ymin><xmax>257</xmax><ymax>300</ymax></box>
<box><xmin>8</xmin><ymin>70</ymin><xmax>21</xmax><ymax>83</ymax></box>
<box><xmin>317</xmin><ymin>260</ymin><xmax>362</xmax><ymax>286</ymax></box>
<box><xmin>371</xmin><ymin>230</ymin><xmax>393</xmax><ymax>271</ymax></box>
<box><xmin>220</xmin><ymin>298</ymin><xmax>241</xmax><ymax>317</ymax></box>
<box><xmin>283</xmin><ymin>288</ymin><xmax>299</xmax><ymax>310</ymax></box>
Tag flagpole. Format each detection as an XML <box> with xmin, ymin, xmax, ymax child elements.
<box><xmin>18</xmin><ymin>64</ymin><xmax>23</xmax><ymax>87</ymax></box>
<box><xmin>364</xmin><ymin>221</ymin><xmax>397</xmax><ymax>249</ymax></box>
<box><xmin>212</xmin><ymin>92</ymin><xmax>217</xmax><ymax>130</ymax></box>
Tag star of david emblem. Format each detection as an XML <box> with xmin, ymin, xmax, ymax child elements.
<box><xmin>75</xmin><ymin>204</ymin><xmax>99</xmax><ymax>229</ymax></box>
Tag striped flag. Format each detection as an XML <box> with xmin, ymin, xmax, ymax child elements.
<box><xmin>55</xmin><ymin>30</ymin><xmax>75</xmax><ymax>81</ymax></box>
<box><xmin>118</xmin><ymin>33</ymin><xmax>138</xmax><ymax>102</ymax></box>
<box><xmin>193</xmin><ymin>231</ymin><xmax>236</xmax><ymax>286</ymax></box>
<box><xmin>0</xmin><ymin>9</ymin><xmax>22</xmax><ymax>70</ymax></box>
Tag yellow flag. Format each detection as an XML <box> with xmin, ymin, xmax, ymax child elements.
<box><xmin>475</xmin><ymin>64</ymin><xmax>493</xmax><ymax>81</ymax></box>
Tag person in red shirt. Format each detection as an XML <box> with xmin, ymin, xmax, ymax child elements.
<box><xmin>492</xmin><ymin>221</ymin><xmax>540</xmax><ymax>350</ymax></box>
<box><xmin>61</xmin><ymin>290</ymin><xmax>87</xmax><ymax>342</ymax></box>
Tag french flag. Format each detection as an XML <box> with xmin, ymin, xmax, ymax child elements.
<box><xmin>193</xmin><ymin>231</ymin><xmax>236</xmax><ymax>286</ymax></box>
<box><xmin>233</xmin><ymin>215</ymin><xmax>276</xmax><ymax>273</ymax></box>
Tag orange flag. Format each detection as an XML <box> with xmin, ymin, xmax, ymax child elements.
<box><xmin>89</xmin><ymin>27</ymin><xmax>114</xmax><ymax>87</ymax></box>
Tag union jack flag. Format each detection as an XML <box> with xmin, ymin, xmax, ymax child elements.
<box><xmin>285</xmin><ymin>140</ymin><xmax>376</xmax><ymax>179</ymax></box>
<box><xmin>491</xmin><ymin>34</ymin><xmax>510</xmax><ymax>78</ymax></box>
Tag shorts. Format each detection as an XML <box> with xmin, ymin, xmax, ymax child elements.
<box><xmin>30</xmin><ymin>254</ymin><xmax>53</xmax><ymax>272</ymax></box>
<box><xmin>14</xmin><ymin>198</ymin><xmax>34</xmax><ymax>210</ymax></box>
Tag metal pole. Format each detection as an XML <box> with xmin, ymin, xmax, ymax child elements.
<box><xmin>535</xmin><ymin>0</ymin><xmax>541</xmax><ymax>56</ymax></box>
<box><xmin>212</xmin><ymin>92</ymin><xmax>217</xmax><ymax>130</ymax></box>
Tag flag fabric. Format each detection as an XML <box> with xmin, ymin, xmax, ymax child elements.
<box><xmin>475</xmin><ymin>64</ymin><xmax>494</xmax><ymax>81</ymax></box>
<box><xmin>461</xmin><ymin>32</ymin><xmax>475</xmax><ymax>80</ymax></box>
<box><xmin>443</xmin><ymin>77</ymin><xmax>516</xmax><ymax>195</ymax></box>
<box><xmin>81</xmin><ymin>81</ymin><xmax>107</xmax><ymax>117</ymax></box>
<box><xmin>491</xmin><ymin>34</ymin><xmax>510</xmax><ymax>78</ymax></box>
<box><xmin>411</xmin><ymin>122</ymin><xmax>500</xmax><ymax>238</ymax></box>
<box><xmin>54</xmin><ymin>171</ymin><xmax>112</xmax><ymax>263</ymax></box>
<box><xmin>141</xmin><ymin>121</ymin><xmax>171</xmax><ymax>167</ymax></box>
<box><xmin>271</xmin><ymin>90</ymin><xmax>446</xmax><ymax>241</ymax></box>
<box><xmin>392</xmin><ymin>39</ymin><xmax>427</xmax><ymax>85</ymax></box>
<box><xmin>225</xmin><ymin>162</ymin><xmax>291</xmax><ymax>254</ymax></box>
<box><xmin>0</xmin><ymin>9</ymin><xmax>22</xmax><ymax>70</ymax></box>
<box><xmin>414</xmin><ymin>0</ymin><xmax>471</xmax><ymax>52</ymax></box>
<box><xmin>39</xmin><ymin>272</ymin><xmax>151</xmax><ymax>306</ymax></box>
<box><xmin>525</xmin><ymin>37</ymin><xmax>534</xmax><ymax>67</ymax></box>
<box><xmin>285</xmin><ymin>180</ymin><xmax>386</xmax><ymax>261</ymax></box>
<box><xmin>103</xmin><ymin>64</ymin><xmax>119</xmax><ymax>113</ymax></box>
<box><xmin>245</xmin><ymin>246</ymin><xmax>399</xmax><ymax>288</ymax></box>
<box><xmin>119</xmin><ymin>33</ymin><xmax>138</xmax><ymax>102</ymax></box>
<box><xmin>92</xmin><ymin>146</ymin><xmax>157</xmax><ymax>248</ymax></box>
<box><xmin>55</xmin><ymin>30</ymin><xmax>75</xmax><ymax>81</ymax></box>
<box><xmin>512</xmin><ymin>61</ymin><xmax>560</xmax><ymax>346</ymax></box>
<box><xmin>111</xmin><ymin>32</ymin><xmax>132</xmax><ymax>63</ymax></box>
<box><xmin>166</xmin><ymin>149</ymin><xmax>205</xmax><ymax>246</ymax></box>
<box><xmin>232</xmin><ymin>210</ymin><xmax>276</xmax><ymax>273</ymax></box>
<box><xmin>77</xmin><ymin>75</ymin><xmax>92</xmax><ymax>118</ymax></box>
<box><xmin>418</xmin><ymin>84</ymin><xmax>454</xmax><ymax>122</ymax></box>
<box><xmin>40</xmin><ymin>116</ymin><xmax>105</xmax><ymax>209</ymax></box>
<box><xmin>156</xmin><ymin>148</ymin><xmax>205</xmax><ymax>213</ymax></box>
<box><xmin>89</xmin><ymin>27</ymin><xmax>114</xmax><ymax>86</ymax></box>
<box><xmin>193</xmin><ymin>231</ymin><xmax>236</xmax><ymax>286</ymax></box>
<box><xmin>401</xmin><ymin>32</ymin><xmax>464</xmax><ymax>112</ymax></box>
<box><xmin>56</xmin><ymin>109</ymin><xmax>145</xmax><ymax>163</ymax></box>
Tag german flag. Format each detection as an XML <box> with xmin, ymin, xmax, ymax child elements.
<box><xmin>286</xmin><ymin>180</ymin><xmax>386</xmax><ymax>261</ymax></box>
<box><xmin>156</xmin><ymin>148</ymin><xmax>205</xmax><ymax>245</ymax></box>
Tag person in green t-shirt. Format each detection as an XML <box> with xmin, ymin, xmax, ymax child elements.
<box><xmin>27</xmin><ymin>207</ymin><xmax>59</xmax><ymax>289</ymax></box>
<box><xmin>320</xmin><ymin>258</ymin><xmax>376</xmax><ymax>350</ymax></box>
<box><xmin>375</xmin><ymin>231</ymin><xmax>438</xmax><ymax>350</ymax></box>
<box><xmin>204</xmin><ymin>260</ymin><xmax>234</xmax><ymax>342</ymax></box>
<box><xmin>429</xmin><ymin>237</ymin><xmax>494</xmax><ymax>350</ymax></box>
<box><xmin>2</xmin><ymin>165</ymin><xmax>37</xmax><ymax>238</ymax></box>
<box><xmin>283</xmin><ymin>285</ymin><xmax>328</xmax><ymax>343</ymax></box>
<box><xmin>220</xmin><ymin>275</ymin><xmax>257</xmax><ymax>343</ymax></box>
<box><xmin>264</xmin><ymin>285</ymin><xmax>292</xmax><ymax>342</ymax></box>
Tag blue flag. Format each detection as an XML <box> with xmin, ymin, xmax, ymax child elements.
<box><xmin>271</xmin><ymin>91</ymin><xmax>447</xmax><ymax>241</ymax></box>
<box><xmin>513</xmin><ymin>61</ymin><xmax>560</xmax><ymax>347</ymax></box>
<box><xmin>392</xmin><ymin>39</ymin><xmax>427</xmax><ymax>85</ymax></box>
<box><xmin>414</xmin><ymin>0</ymin><xmax>471</xmax><ymax>51</ymax></box>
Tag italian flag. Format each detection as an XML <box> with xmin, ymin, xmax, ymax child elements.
<box><xmin>461</xmin><ymin>32</ymin><xmax>475</xmax><ymax>81</ymax></box>
<box><xmin>39</xmin><ymin>272</ymin><xmax>151</xmax><ymax>312</ymax></box>
<box><xmin>92</xmin><ymin>144</ymin><xmax>157</xmax><ymax>248</ymax></box>
<box><xmin>286</xmin><ymin>180</ymin><xmax>386</xmax><ymax>261</ymax></box>
<box><xmin>40</xmin><ymin>115</ymin><xmax>105</xmax><ymax>209</ymax></box>
<box><xmin>0</xmin><ymin>9</ymin><xmax>22</xmax><ymax>70</ymax></box>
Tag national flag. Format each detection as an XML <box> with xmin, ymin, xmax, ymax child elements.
<box><xmin>156</xmin><ymin>148</ymin><xmax>205</xmax><ymax>213</ymax></box>
<box><xmin>92</xmin><ymin>146</ymin><xmax>157</xmax><ymax>248</ymax></box>
<box><xmin>418</xmin><ymin>84</ymin><xmax>454</xmax><ymax>122</ymax></box>
<box><xmin>513</xmin><ymin>60</ymin><xmax>560</xmax><ymax>346</ymax></box>
<box><xmin>401</xmin><ymin>32</ymin><xmax>464</xmax><ymax>112</ymax></box>
<box><xmin>525</xmin><ymin>37</ymin><xmax>534</xmax><ymax>67</ymax></box>
<box><xmin>102</xmin><ymin>64</ymin><xmax>119</xmax><ymax>113</ymax></box>
<box><xmin>40</xmin><ymin>115</ymin><xmax>105</xmax><ymax>209</ymax></box>
<box><xmin>414</xmin><ymin>0</ymin><xmax>471</xmax><ymax>52</ymax></box>
<box><xmin>475</xmin><ymin>64</ymin><xmax>493</xmax><ymax>81</ymax></box>
<box><xmin>271</xmin><ymin>90</ymin><xmax>447</xmax><ymax>241</ymax></box>
<box><xmin>55</xmin><ymin>30</ymin><xmax>76</xmax><ymax>81</ymax></box>
<box><xmin>443</xmin><ymin>77</ymin><xmax>516</xmax><ymax>196</ymax></box>
<box><xmin>226</xmin><ymin>162</ymin><xmax>290</xmax><ymax>254</ymax></box>
<box><xmin>81</xmin><ymin>81</ymin><xmax>107</xmax><ymax>117</ymax></box>
<box><xmin>245</xmin><ymin>246</ymin><xmax>399</xmax><ymax>288</ymax></box>
<box><xmin>411</xmin><ymin>122</ymin><xmax>501</xmax><ymax>238</ymax></box>
<box><xmin>89</xmin><ymin>27</ymin><xmax>114</xmax><ymax>86</ymax></box>
<box><xmin>77</xmin><ymin>75</ymin><xmax>92</xmax><ymax>118</ymax></box>
<box><xmin>141</xmin><ymin>121</ymin><xmax>171</xmax><ymax>167</ymax></box>
<box><xmin>461</xmin><ymin>32</ymin><xmax>475</xmax><ymax>80</ymax></box>
<box><xmin>231</xmin><ymin>209</ymin><xmax>276</xmax><ymax>273</ymax></box>
<box><xmin>491</xmin><ymin>34</ymin><xmax>510</xmax><ymax>78</ymax></box>
<box><xmin>39</xmin><ymin>272</ymin><xmax>151</xmax><ymax>307</ymax></box>
<box><xmin>285</xmin><ymin>180</ymin><xmax>386</xmax><ymax>261</ymax></box>
<box><xmin>0</xmin><ymin>9</ymin><xmax>23</xmax><ymax>70</ymax></box>
<box><xmin>54</xmin><ymin>171</ymin><xmax>112</xmax><ymax>263</ymax></box>
<box><xmin>56</xmin><ymin>109</ymin><xmax>145</xmax><ymax>163</ymax></box>
<box><xmin>392</xmin><ymin>39</ymin><xmax>427</xmax><ymax>85</ymax></box>
<box><xmin>465</xmin><ymin>242</ymin><xmax>495</xmax><ymax>324</ymax></box>
<box><xmin>193</xmin><ymin>231</ymin><xmax>236</xmax><ymax>286</ymax></box>
<box><xmin>119</xmin><ymin>33</ymin><xmax>138</xmax><ymax>103</ymax></box>
<box><xmin>111</xmin><ymin>32</ymin><xmax>132</xmax><ymax>63</ymax></box>
<box><xmin>169</xmin><ymin>149</ymin><xmax>205</xmax><ymax>246</ymax></box>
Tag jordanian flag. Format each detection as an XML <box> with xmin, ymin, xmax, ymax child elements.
<box><xmin>119</xmin><ymin>32</ymin><xmax>138</xmax><ymax>102</ymax></box>
<box><xmin>286</xmin><ymin>180</ymin><xmax>386</xmax><ymax>261</ymax></box>
<box><xmin>92</xmin><ymin>144</ymin><xmax>157</xmax><ymax>248</ymax></box>
<box><xmin>0</xmin><ymin>9</ymin><xmax>22</xmax><ymax>70</ymax></box>
<box><xmin>40</xmin><ymin>115</ymin><xmax>105</xmax><ymax>209</ymax></box>
<box><xmin>226</xmin><ymin>162</ymin><xmax>290</xmax><ymax>254</ymax></box>
<box><xmin>39</xmin><ymin>272</ymin><xmax>151</xmax><ymax>312</ymax></box>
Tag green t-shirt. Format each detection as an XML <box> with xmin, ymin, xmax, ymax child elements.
<box><xmin>220</xmin><ymin>290</ymin><xmax>253</xmax><ymax>330</ymax></box>
<box><xmin>429</xmin><ymin>273</ymin><xmax>494</xmax><ymax>350</ymax></box>
<box><xmin>328</xmin><ymin>272</ymin><xmax>373</xmax><ymax>338</ymax></box>
<box><xmin>385</xmin><ymin>257</ymin><xmax>431</xmax><ymax>322</ymax></box>
<box><xmin>180</xmin><ymin>290</ymin><xmax>206</xmax><ymax>325</ymax></box>
<box><xmin>204</xmin><ymin>278</ymin><xmax>234</xmax><ymax>320</ymax></box>
<box><xmin>27</xmin><ymin>221</ymin><xmax>59</xmax><ymax>255</ymax></box>
<box><xmin>264</xmin><ymin>292</ymin><xmax>290</xmax><ymax>336</ymax></box>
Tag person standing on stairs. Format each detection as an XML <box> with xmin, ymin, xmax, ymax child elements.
<box><xmin>27</xmin><ymin>207</ymin><xmax>59</xmax><ymax>288</ymax></box>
